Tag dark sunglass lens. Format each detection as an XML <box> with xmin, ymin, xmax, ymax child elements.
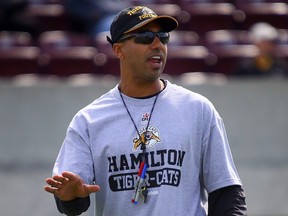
<box><xmin>133</xmin><ymin>32</ymin><xmax>170</xmax><ymax>44</ymax></box>
<box><xmin>158</xmin><ymin>32</ymin><xmax>169</xmax><ymax>44</ymax></box>
<box><xmin>134</xmin><ymin>32</ymin><xmax>155</xmax><ymax>44</ymax></box>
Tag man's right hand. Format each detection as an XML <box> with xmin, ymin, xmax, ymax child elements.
<box><xmin>44</xmin><ymin>171</ymin><xmax>100</xmax><ymax>201</ymax></box>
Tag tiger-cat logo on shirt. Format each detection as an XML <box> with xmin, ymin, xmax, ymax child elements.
<box><xmin>132</xmin><ymin>126</ymin><xmax>162</xmax><ymax>151</ymax></box>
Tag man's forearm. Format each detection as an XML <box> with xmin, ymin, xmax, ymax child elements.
<box><xmin>208</xmin><ymin>185</ymin><xmax>247</xmax><ymax>216</ymax></box>
<box><xmin>55</xmin><ymin>195</ymin><xmax>90</xmax><ymax>216</ymax></box>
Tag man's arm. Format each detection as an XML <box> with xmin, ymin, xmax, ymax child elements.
<box><xmin>208</xmin><ymin>185</ymin><xmax>247</xmax><ymax>216</ymax></box>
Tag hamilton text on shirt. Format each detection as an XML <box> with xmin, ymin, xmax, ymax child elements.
<box><xmin>108</xmin><ymin>149</ymin><xmax>186</xmax><ymax>191</ymax></box>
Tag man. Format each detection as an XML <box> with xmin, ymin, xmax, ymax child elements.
<box><xmin>235</xmin><ymin>22</ymin><xmax>288</xmax><ymax>78</ymax></box>
<box><xmin>44</xmin><ymin>6</ymin><xmax>247</xmax><ymax>215</ymax></box>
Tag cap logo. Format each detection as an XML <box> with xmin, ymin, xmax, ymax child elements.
<box><xmin>126</xmin><ymin>6</ymin><xmax>157</xmax><ymax>21</ymax></box>
<box><xmin>126</xmin><ymin>6</ymin><xmax>143</xmax><ymax>16</ymax></box>
<box><xmin>139</xmin><ymin>13</ymin><xmax>157</xmax><ymax>20</ymax></box>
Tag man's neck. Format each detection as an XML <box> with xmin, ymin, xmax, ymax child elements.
<box><xmin>118</xmin><ymin>79</ymin><xmax>165</xmax><ymax>98</ymax></box>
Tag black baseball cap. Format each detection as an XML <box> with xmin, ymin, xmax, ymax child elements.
<box><xmin>107</xmin><ymin>6</ymin><xmax>178</xmax><ymax>45</ymax></box>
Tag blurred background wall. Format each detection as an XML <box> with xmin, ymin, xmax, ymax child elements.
<box><xmin>0</xmin><ymin>77</ymin><xmax>287</xmax><ymax>216</ymax></box>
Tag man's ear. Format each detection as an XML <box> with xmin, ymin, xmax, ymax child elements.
<box><xmin>112</xmin><ymin>44</ymin><xmax>125</xmax><ymax>59</ymax></box>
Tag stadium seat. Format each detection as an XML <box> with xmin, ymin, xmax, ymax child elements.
<box><xmin>177</xmin><ymin>3</ymin><xmax>238</xmax><ymax>38</ymax></box>
<box><xmin>37</xmin><ymin>30</ymin><xmax>103</xmax><ymax>76</ymax></box>
<box><xmin>23</xmin><ymin>3</ymin><xmax>70</xmax><ymax>33</ymax></box>
<box><xmin>93</xmin><ymin>31</ymin><xmax>120</xmax><ymax>76</ymax></box>
<box><xmin>0</xmin><ymin>46</ymin><xmax>41</xmax><ymax>77</ymax></box>
<box><xmin>169</xmin><ymin>30</ymin><xmax>200</xmax><ymax>46</ymax></box>
<box><xmin>205</xmin><ymin>29</ymin><xmax>252</xmax><ymax>48</ymax></box>
<box><xmin>38</xmin><ymin>30</ymin><xmax>93</xmax><ymax>51</ymax></box>
<box><xmin>207</xmin><ymin>44</ymin><xmax>259</xmax><ymax>75</ymax></box>
<box><xmin>275</xmin><ymin>29</ymin><xmax>288</xmax><ymax>61</ymax></box>
<box><xmin>165</xmin><ymin>45</ymin><xmax>210</xmax><ymax>75</ymax></box>
<box><xmin>277</xmin><ymin>29</ymin><xmax>288</xmax><ymax>45</ymax></box>
<box><xmin>234</xmin><ymin>2</ymin><xmax>288</xmax><ymax>30</ymax></box>
<box><xmin>0</xmin><ymin>31</ymin><xmax>33</xmax><ymax>48</ymax></box>
<box><xmin>39</xmin><ymin>46</ymin><xmax>100</xmax><ymax>76</ymax></box>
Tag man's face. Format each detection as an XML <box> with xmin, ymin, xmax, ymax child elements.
<box><xmin>117</xmin><ymin>22</ymin><xmax>168</xmax><ymax>82</ymax></box>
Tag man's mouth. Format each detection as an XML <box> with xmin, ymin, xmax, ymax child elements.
<box><xmin>148</xmin><ymin>55</ymin><xmax>164</xmax><ymax>66</ymax></box>
<box><xmin>149</xmin><ymin>56</ymin><xmax>161</xmax><ymax>63</ymax></box>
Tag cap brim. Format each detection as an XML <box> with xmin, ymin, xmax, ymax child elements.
<box><xmin>124</xmin><ymin>15</ymin><xmax>178</xmax><ymax>34</ymax></box>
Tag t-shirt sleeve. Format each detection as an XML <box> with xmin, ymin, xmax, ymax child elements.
<box><xmin>53</xmin><ymin>113</ymin><xmax>95</xmax><ymax>185</ymax></box>
<box><xmin>200</xmin><ymin>105</ymin><xmax>242</xmax><ymax>193</ymax></box>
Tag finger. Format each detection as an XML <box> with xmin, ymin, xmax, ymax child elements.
<box><xmin>44</xmin><ymin>185</ymin><xmax>56</xmax><ymax>194</ymax></box>
<box><xmin>46</xmin><ymin>178</ymin><xmax>56</xmax><ymax>185</ymax></box>
<box><xmin>85</xmin><ymin>184</ymin><xmax>101</xmax><ymax>193</ymax></box>
<box><xmin>53</xmin><ymin>175</ymin><xmax>68</xmax><ymax>183</ymax></box>
<box><xmin>61</xmin><ymin>171</ymin><xmax>78</xmax><ymax>180</ymax></box>
<box><xmin>46</xmin><ymin>178</ymin><xmax>59</xmax><ymax>186</ymax></box>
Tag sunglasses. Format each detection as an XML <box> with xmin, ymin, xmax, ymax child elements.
<box><xmin>117</xmin><ymin>31</ymin><xmax>170</xmax><ymax>45</ymax></box>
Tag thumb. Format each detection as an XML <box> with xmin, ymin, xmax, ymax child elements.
<box><xmin>85</xmin><ymin>184</ymin><xmax>101</xmax><ymax>194</ymax></box>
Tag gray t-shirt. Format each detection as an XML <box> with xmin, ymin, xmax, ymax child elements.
<box><xmin>53</xmin><ymin>80</ymin><xmax>242</xmax><ymax>215</ymax></box>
